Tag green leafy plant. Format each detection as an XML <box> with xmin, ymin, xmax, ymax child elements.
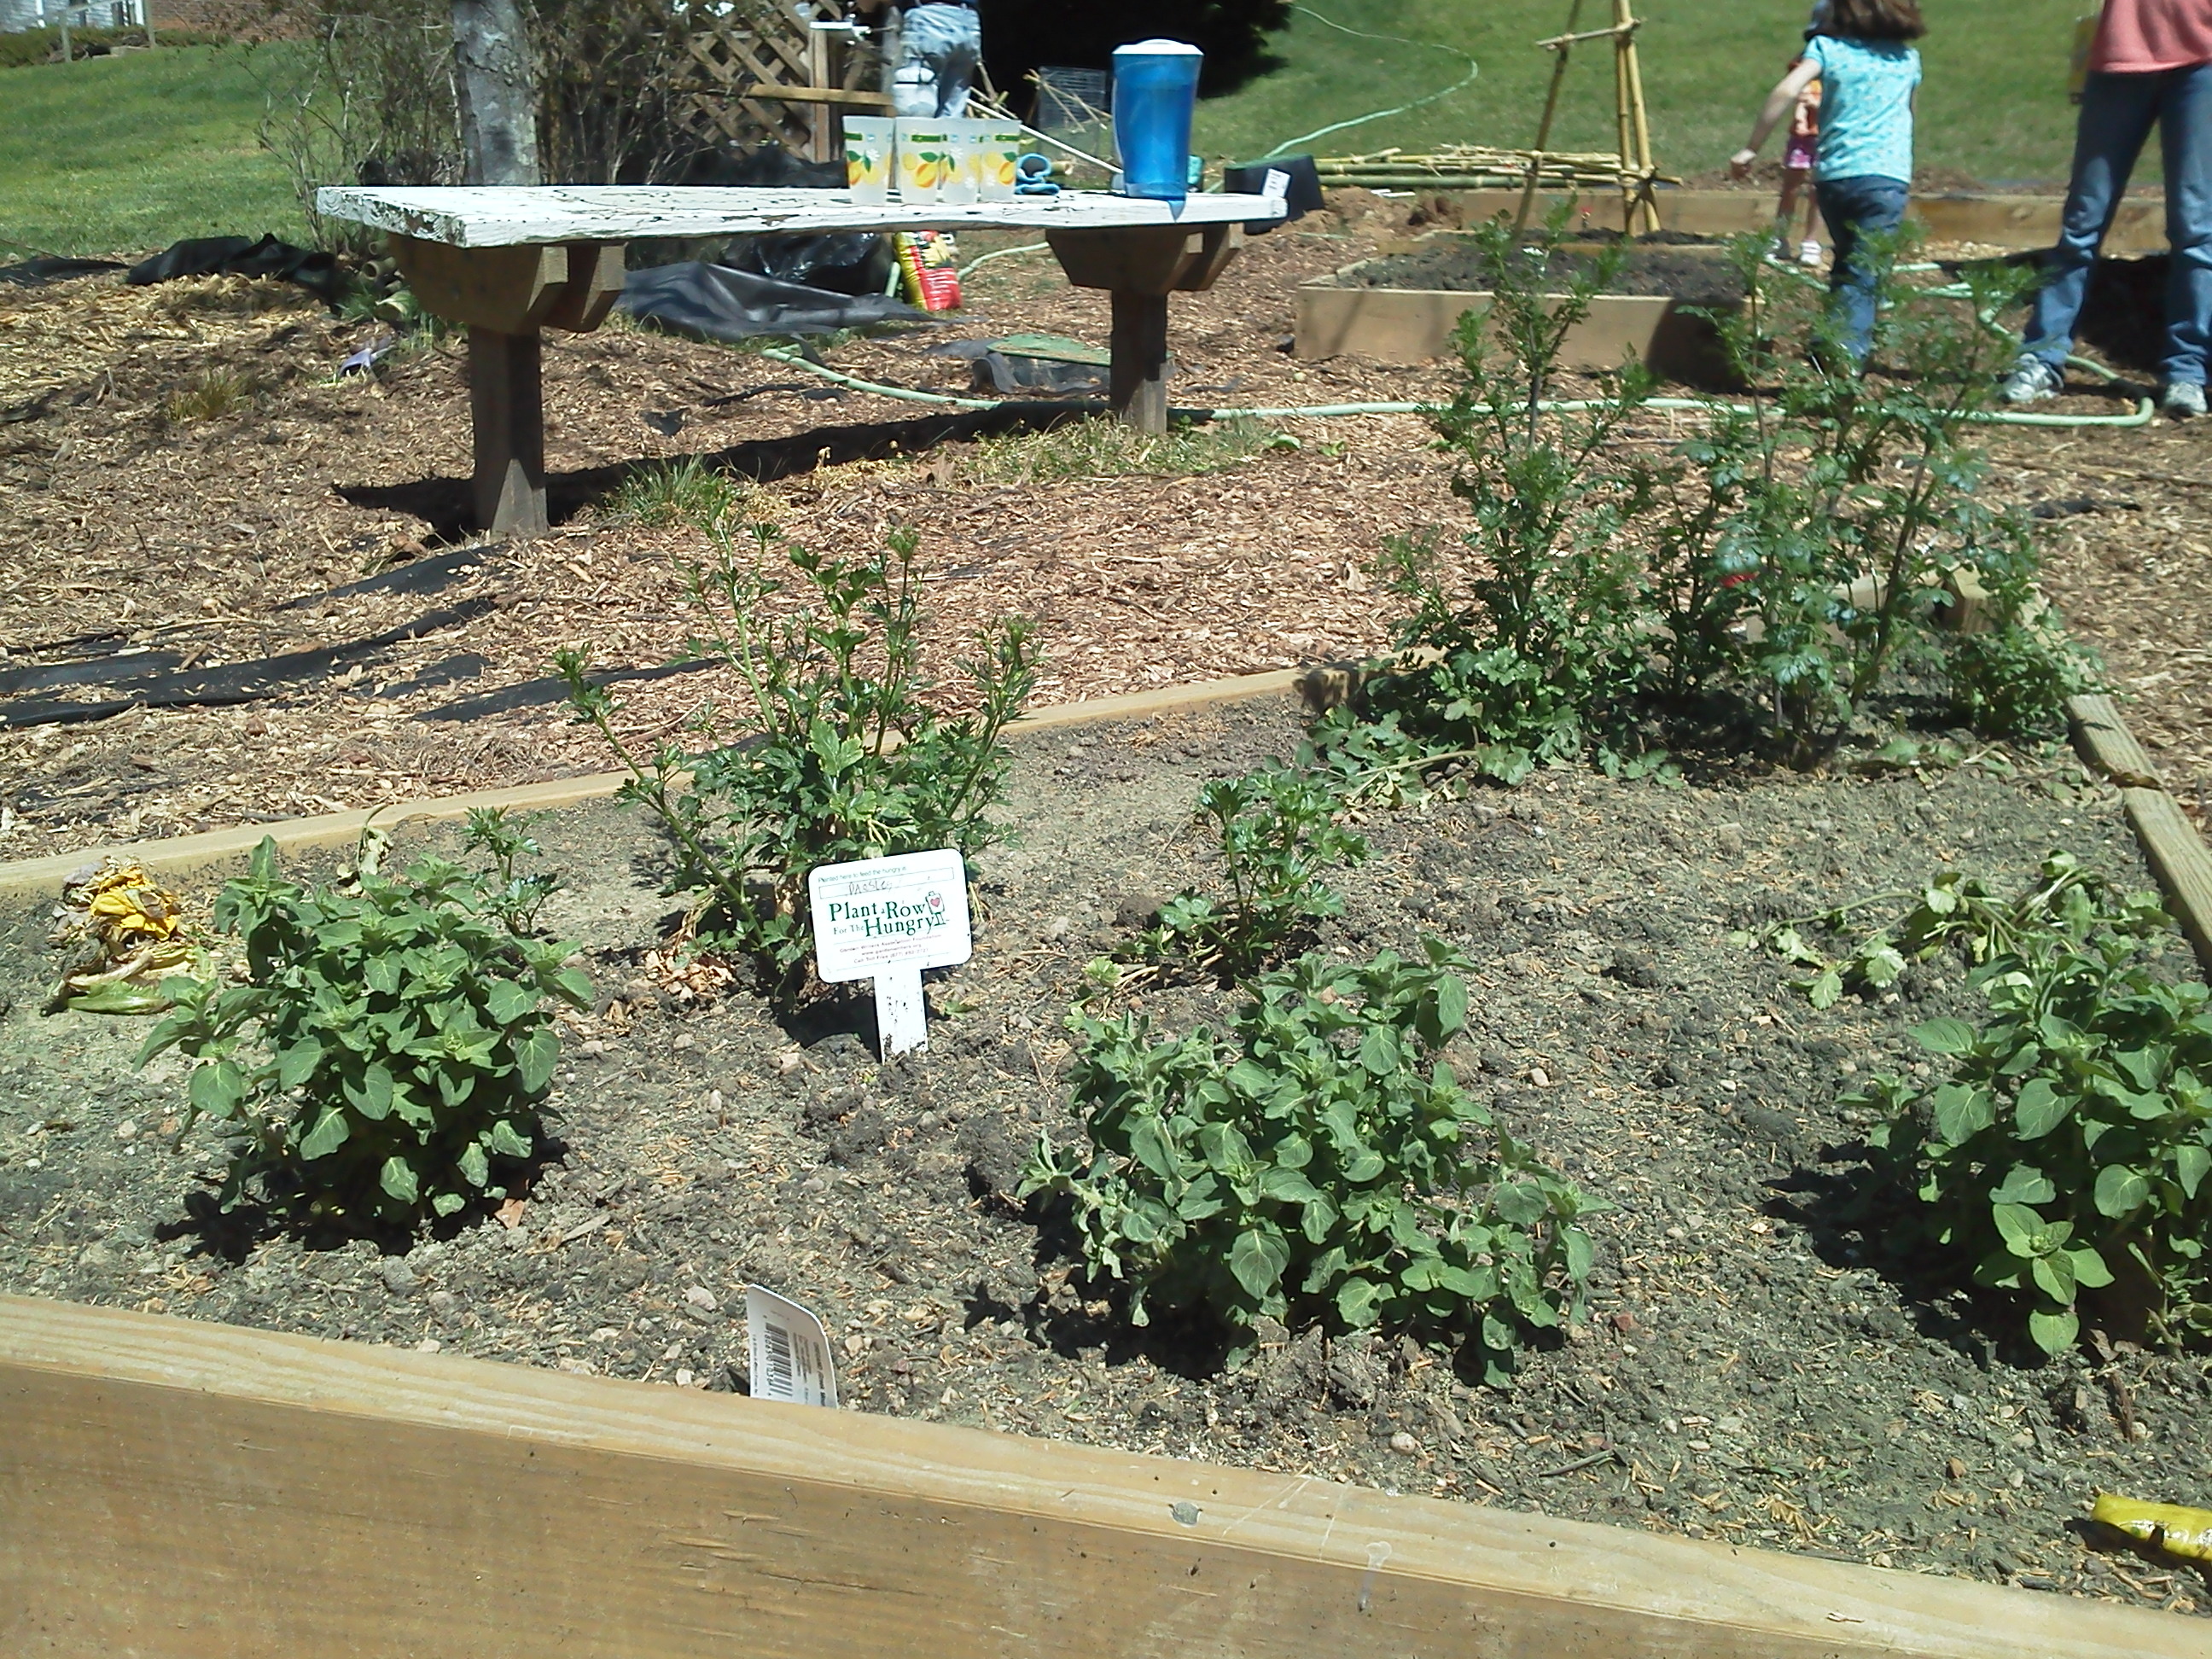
<box><xmin>561</xmin><ymin>521</ymin><xmax>1036</xmax><ymax>992</ymax></box>
<box><xmin>1353</xmin><ymin>217</ymin><xmax>1663</xmax><ymax>786</ymax></box>
<box><xmin>1846</xmin><ymin>861</ymin><xmax>2211</xmax><ymax>1355</ymax></box>
<box><xmin>1743</xmin><ymin>853</ymin><xmax>2108</xmax><ymax>1009</ymax></box>
<box><xmin>1025</xmin><ymin>942</ymin><xmax>1600</xmax><ymax>1379</ymax></box>
<box><xmin>140</xmin><ymin>814</ymin><xmax>590</xmax><ymax>1231</ymax></box>
<box><xmin>1324</xmin><ymin>222</ymin><xmax>2098</xmax><ymax>789</ymax></box>
<box><xmin>1108</xmin><ymin>762</ymin><xmax>1370</xmax><ymax>984</ymax></box>
<box><xmin>1946</xmin><ymin>615</ymin><xmax>2100</xmax><ymax>740</ymax></box>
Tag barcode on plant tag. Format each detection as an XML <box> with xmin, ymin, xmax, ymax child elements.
<box><xmin>764</xmin><ymin>1321</ymin><xmax>795</xmax><ymax>1397</ymax></box>
<box><xmin>745</xmin><ymin>1285</ymin><xmax>838</xmax><ymax>1407</ymax></box>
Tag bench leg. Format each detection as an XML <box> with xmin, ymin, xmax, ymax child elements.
<box><xmin>1109</xmin><ymin>290</ymin><xmax>1171</xmax><ymax>434</ymax></box>
<box><xmin>468</xmin><ymin>326</ymin><xmax>547</xmax><ymax>536</ymax></box>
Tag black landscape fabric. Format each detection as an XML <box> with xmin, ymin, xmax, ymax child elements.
<box><xmin>618</xmin><ymin>262</ymin><xmax>927</xmax><ymax>342</ymax></box>
<box><xmin>0</xmin><ymin>598</ymin><xmax>497</xmax><ymax>728</ymax></box>
<box><xmin>125</xmin><ymin>236</ymin><xmax>347</xmax><ymax>304</ymax></box>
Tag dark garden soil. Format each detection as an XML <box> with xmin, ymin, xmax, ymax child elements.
<box><xmin>1336</xmin><ymin>237</ymin><xmax>1748</xmax><ymax>310</ymax></box>
<box><xmin>2</xmin><ymin>691</ymin><xmax>2207</xmax><ymax>1619</ymax></box>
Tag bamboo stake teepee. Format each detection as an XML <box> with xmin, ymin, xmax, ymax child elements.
<box><xmin>1511</xmin><ymin>0</ymin><xmax>1660</xmax><ymax>236</ymax></box>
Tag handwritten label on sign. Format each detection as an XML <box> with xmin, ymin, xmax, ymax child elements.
<box><xmin>807</xmin><ymin>848</ymin><xmax>973</xmax><ymax>982</ymax></box>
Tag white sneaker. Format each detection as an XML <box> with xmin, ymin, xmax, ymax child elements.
<box><xmin>2163</xmin><ymin>381</ymin><xmax>2207</xmax><ymax>419</ymax></box>
<box><xmin>2000</xmin><ymin>356</ymin><xmax>2062</xmax><ymax>405</ymax></box>
<box><xmin>1799</xmin><ymin>240</ymin><xmax>1823</xmax><ymax>266</ymax></box>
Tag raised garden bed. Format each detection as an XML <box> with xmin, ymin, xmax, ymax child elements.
<box><xmin>3</xmin><ymin>689</ymin><xmax>2207</xmax><ymax>1616</ymax></box>
<box><xmin>1441</xmin><ymin>189</ymin><xmax>2169</xmax><ymax>256</ymax></box>
<box><xmin>1297</xmin><ymin>234</ymin><xmax>1739</xmax><ymax>378</ymax></box>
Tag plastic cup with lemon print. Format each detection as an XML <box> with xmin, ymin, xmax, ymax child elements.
<box><xmin>844</xmin><ymin>115</ymin><xmax>894</xmax><ymax>203</ymax></box>
<box><xmin>936</xmin><ymin>118</ymin><xmax>993</xmax><ymax>205</ymax></box>
<box><xmin>977</xmin><ymin>123</ymin><xmax>1023</xmax><ymax>202</ymax></box>
<box><xmin>895</xmin><ymin>121</ymin><xmax>952</xmax><ymax>203</ymax></box>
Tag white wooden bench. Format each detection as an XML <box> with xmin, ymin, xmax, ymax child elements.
<box><xmin>314</xmin><ymin>185</ymin><xmax>1288</xmax><ymax>534</ymax></box>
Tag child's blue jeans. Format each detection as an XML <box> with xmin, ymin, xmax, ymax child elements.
<box><xmin>2023</xmin><ymin>65</ymin><xmax>2212</xmax><ymax>388</ymax></box>
<box><xmin>1813</xmin><ymin>174</ymin><xmax>1910</xmax><ymax>364</ymax></box>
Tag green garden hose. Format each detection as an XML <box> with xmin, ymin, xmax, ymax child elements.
<box><xmin>1258</xmin><ymin>5</ymin><xmax>1481</xmax><ymax>160</ymax></box>
<box><xmin>756</xmin><ymin>347</ymin><xmax>2154</xmax><ymax>428</ymax></box>
<box><xmin>958</xmin><ymin>242</ymin><xmax>1051</xmax><ymax>279</ymax></box>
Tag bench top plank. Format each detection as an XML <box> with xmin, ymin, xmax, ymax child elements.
<box><xmin>314</xmin><ymin>185</ymin><xmax>1286</xmax><ymax>248</ymax></box>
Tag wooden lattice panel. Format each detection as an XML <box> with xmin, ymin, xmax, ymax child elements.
<box><xmin>673</xmin><ymin>1</ymin><xmax>873</xmax><ymax>155</ymax></box>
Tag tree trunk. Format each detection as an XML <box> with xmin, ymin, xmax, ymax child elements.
<box><xmin>451</xmin><ymin>0</ymin><xmax>540</xmax><ymax>187</ymax></box>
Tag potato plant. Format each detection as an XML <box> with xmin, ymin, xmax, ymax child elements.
<box><xmin>1846</xmin><ymin>861</ymin><xmax>2212</xmax><ymax>1355</ymax></box>
<box><xmin>1027</xmin><ymin>941</ymin><xmax>1600</xmax><ymax>1379</ymax></box>
<box><xmin>141</xmin><ymin>813</ymin><xmax>589</xmax><ymax>1231</ymax></box>
<box><xmin>562</xmin><ymin>521</ymin><xmax>1035</xmax><ymax>995</ymax></box>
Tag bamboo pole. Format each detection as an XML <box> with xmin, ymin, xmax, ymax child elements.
<box><xmin>1515</xmin><ymin>0</ymin><xmax>1586</xmax><ymax>236</ymax></box>
<box><xmin>1612</xmin><ymin>0</ymin><xmax>1635</xmax><ymax>234</ymax></box>
<box><xmin>1621</xmin><ymin>0</ymin><xmax>1659</xmax><ymax>234</ymax></box>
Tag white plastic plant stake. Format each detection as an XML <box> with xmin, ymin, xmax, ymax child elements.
<box><xmin>745</xmin><ymin>1285</ymin><xmax>838</xmax><ymax>1407</ymax></box>
<box><xmin>806</xmin><ymin>847</ymin><xmax>973</xmax><ymax>1057</ymax></box>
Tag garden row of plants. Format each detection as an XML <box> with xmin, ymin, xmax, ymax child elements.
<box><xmin>122</xmin><ymin>221</ymin><xmax>2209</xmax><ymax>1370</ymax></box>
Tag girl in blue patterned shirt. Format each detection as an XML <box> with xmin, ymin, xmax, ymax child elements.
<box><xmin>1732</xmin><ymin>0</ymin><xmax>1926</xmax><ymax>364</ymax></box>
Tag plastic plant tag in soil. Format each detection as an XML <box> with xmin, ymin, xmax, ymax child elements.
<box><xmin>807</xmin><ymin>848</ymin><xmax>972</xmax><ymax>1057</ymax></box>
<box><xmin>745</xmin><ymin>1285</ymin><xmax>838</xmax><ymax>1408</ymax></box>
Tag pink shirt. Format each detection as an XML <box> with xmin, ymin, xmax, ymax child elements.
<box><xmin>2090</xmin><ymin>0</ymin><xmax>2212</xmax><ymax>72</ymax></box>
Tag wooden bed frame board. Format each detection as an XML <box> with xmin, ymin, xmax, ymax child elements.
<box><xmin>2</xmin><ymin>1295</ymin><xmax>2197</xmax><ymax>1659</ymax></box>
<box><xmin>1441</xmin><ymin>189</ymin><xmax>2168</xmax><ymax>256</ymax></box>
<box><xmin>0</xmin><ymin>670</ymin><xmax>1304</xmax><ymax>903</ymax></box>
<box><xmin>2069</xmin><ymin>693</ymin><xmax>2212</xmax><ymax>975</ymax></box>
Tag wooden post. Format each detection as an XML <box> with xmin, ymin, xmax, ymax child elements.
<box><xmin>1611</xmin><ymin>0</ymin><xmax>1636</xmax><ymax>235</ymax></box>
<box><xmin>1109</xmin><ymin>290</ymin><xmax>1170</xmax><ymax>434</ymax></box>
<box><xmin>468</xmin><ymin>328</ymin><xmax>546</xmax><ymax>536</ymax></box>
<box><xmin>806</xmin><ymin>20</ymin><xmax>835</xmax><ymax>162</ymax></box>
<box><xmin>1049</xmin><ymin>223</ymin><xmax>1244</xmax><ymax>434</ymax></box>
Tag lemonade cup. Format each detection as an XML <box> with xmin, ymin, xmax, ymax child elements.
<box><xmin>894</xmin><ymin>121</ymin><xmax>952</xmax><ymax>203</ymax></box>
<box><xmin>844</xmin><ymin>115</ymin><xmax>895</xmax><ymax>203</ymax></box>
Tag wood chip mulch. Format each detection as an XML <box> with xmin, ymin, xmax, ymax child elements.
<box><xmin>2</xmin><ymin>195</ymin><xmax>2205</xmax><ymax>864</ymax></box>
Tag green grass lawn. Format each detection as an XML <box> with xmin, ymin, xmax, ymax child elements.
<box><xmin>0</xmin><ymin>11</ymin><xmax>2115</xmax><ymax>265</ymax></box>
<box><xmin>0</xmin><ymin>44</ymin><xmax>305</xmax><ymax>259</ymax></box>
<box><xmin>1196</xmin><ymin>0</ymin><xmax>2104</xmax><ymax>186</ymax></box>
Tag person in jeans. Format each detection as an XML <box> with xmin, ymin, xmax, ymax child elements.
<box><xmin>1732</xmin><ymin>0</ymin><xmax>1925</xmax><ymax>366</ymax></box>
<box><xmin>2002</xmin><ymin>0</ymin><xmax>2212</xmax><ymax>418</ymax></box>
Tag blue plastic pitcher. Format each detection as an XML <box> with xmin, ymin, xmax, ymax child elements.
<box><xmin>1112</xmin><ymin>39</ymin><xmax>1202</xmax><ymax>202</ymax></box>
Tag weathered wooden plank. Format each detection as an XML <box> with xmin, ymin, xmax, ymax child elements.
<box><xmin>0</xmin><ymin>672</ymin><xmax>1308</xmax><ymax>901</ymax></box>
<box><xmin>746</xmin><ymin>80</ymin><xmax>894</xmax><ymax>108</ymax></box>
<box><xmin>316</xmin><ymin>185</ymin><xmax>1286</xmax><ymax>247</ymax></box>
<box><xmin>2069</xmin><ymin>692</ymin><xmax>2165</xmax><ymax>788</ymax></box>
<box><xmin>0</xmin><ymin>1296</ymin><xmax>2196</xmax><ymax>1659</ymax></box>
<box><xmin>2068</xmin><ymin>694</ymin><xmax>2212</xmax><ymax>975</ymax></box>
<box><xmin>1441</xmin><ymin>189</ymin><xmax>2169</xmax><ymax>253</ymax></box>
<box><xmin>2123</xmin><ymin>787</ymin><xmax>2212</xmax><ymax>973</ymax></box>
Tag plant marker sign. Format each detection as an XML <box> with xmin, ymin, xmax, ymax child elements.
<box><xmin>806</xmin><ymin>847</ymin><xmax>972</xmax><ymax>1057</ymax></box>
<box><xmin>745</xmin><ymin>1284</ymin><xmax>838</xmax><ymax>1407</ymax></box>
